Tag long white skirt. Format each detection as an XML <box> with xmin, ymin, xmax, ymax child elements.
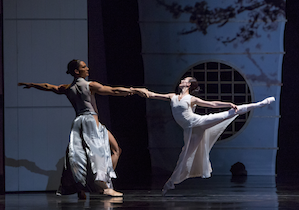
<box><xmin>163</xmin><ymin>109</ymin><xmax>240</xmax><ymax>191</ymax></box>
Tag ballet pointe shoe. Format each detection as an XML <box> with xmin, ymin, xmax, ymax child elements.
<box><xmin>162</xmin><ymin>188</ymin><xmax>168</xmax><ymax>196</ymax></box>
<box><xmin>103</xmin><ymin>188</ymin><xmax>123</xmax><ymax>197</ymax></box>
<box><xmin>161</xmin><ymin>179</ymin><xmax>174</xmax><ymax>196</ymax></box>
<box><xmin>259</xmin><ymin>97</ymin><xmax>275</xmax><ymax>107</ymax></box>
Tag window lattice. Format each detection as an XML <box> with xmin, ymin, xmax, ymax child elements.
<box><xmin>181</xmin><ymin>62</ymin><xmax>252</xmax><ymax>140</ymax></box>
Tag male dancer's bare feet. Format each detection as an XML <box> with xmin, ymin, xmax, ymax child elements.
<box><xmin>103</xmin><ymin>188</ymin><xmax>123</xmax><ymax>197</ymax></box>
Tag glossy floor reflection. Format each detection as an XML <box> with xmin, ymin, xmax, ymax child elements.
<box><xmin>1</xmin><ymin>176</ymin><xmax>299</xmax><ymax>209</ymax></box>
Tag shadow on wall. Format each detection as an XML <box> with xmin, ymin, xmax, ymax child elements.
<box><xmin>156</xmin><ymin>0</ymin><xmax>285</xmax><ymax>44</ymax></box>
<box><xmin>5</xmin><ymin>156</ymin><xmax>64</xmax><ymax>191</ymax></box>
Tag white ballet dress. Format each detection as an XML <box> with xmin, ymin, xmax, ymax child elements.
<box><xmin>163</xmin><ymin>94</ymin><xmax>239</xmax><ymax>191</ymax></box>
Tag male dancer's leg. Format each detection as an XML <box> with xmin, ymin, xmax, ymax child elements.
<box><xmin>108</xmin><ymin>130</ymin><xmax>122</xmax><ymax>170</ymax></box>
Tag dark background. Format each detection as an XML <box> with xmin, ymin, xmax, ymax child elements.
<box><xmin>88</xmin><ymin>0</ymin><xmax>151</xmax><ymax>189</ymax></box>
<box><xmin>277</xmin><ymin>0</ymin><xmax>299</xmax><ymax>182</ymax></box>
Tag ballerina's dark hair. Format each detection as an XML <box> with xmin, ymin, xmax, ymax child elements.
<box><xmin>188</xmin><ymin>77</ymin><xmax>200</xmax><ymax>95</ymax></box>
<box><xmin>66</xmin><ymin>59</ymin><xmax>81</xmax><ymax>76</ymax></box>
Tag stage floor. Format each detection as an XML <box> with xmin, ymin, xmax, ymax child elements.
<box><xmin>1</xmin><ymin>175</ymin><xmax>299</xmax><ymax>209</ymax></box>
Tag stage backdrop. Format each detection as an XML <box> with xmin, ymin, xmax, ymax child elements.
<box><xmin>4</xmin><ymin>0</ymin><xmax>87</xmax><ymax>191</ymax></box>
<box><xmin>139</xmin><ymin>0</ymin><xmax>284</xmax><ymax>176</ymax></box>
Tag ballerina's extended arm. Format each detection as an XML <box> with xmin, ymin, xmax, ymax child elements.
<box><xmin>191</xmin><ymin>96</ymin><xmax>238</xmax><ymax>110</ymax></box>
<box><xmin>130</xmin><ymin>88</ymin><xmax>174</xmax><ymax>101</ymax></box>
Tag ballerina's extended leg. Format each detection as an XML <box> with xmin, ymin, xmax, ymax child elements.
<box><xmin>235</xmin><ymin>96</ymin><xmax>275</xmax><ymax>115</ymax></box>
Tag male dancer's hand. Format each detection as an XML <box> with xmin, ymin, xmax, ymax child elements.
<box><xmin>130</xmin><ymin>88</ymin><xmax>149</xmax><ymax>98</ymax></box>
<box><xmin>18</xmin><ymin>82</ymin><xmax>32</xmax><ymax>89</ymax></box>
<box><xmin>230</xmin><ymin>103</ymin><xmax>238</xmax><ymax>112</ymax></box>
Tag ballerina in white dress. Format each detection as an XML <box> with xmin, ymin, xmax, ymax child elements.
<box><xmin>133</xmin><ymin>76</ymin><xmax>275</xmax><ymax>195</ymax></box>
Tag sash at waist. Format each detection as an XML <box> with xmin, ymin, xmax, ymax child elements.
<box><xmin>77</xmin><ymin>111</ymin><xmax>97</xmax><ymax>116</ymax></box>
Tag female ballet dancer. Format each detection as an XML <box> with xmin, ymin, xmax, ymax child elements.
<box><xmin>133</xmin><ymin>76</ymin><xmax>275</xmax><ymax>195</ymax></box>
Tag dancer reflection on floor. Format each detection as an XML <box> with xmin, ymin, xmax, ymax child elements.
<box><xmin>18</xmin><ymin>59</ymin><xmax>147</xmax><ymax>198</ymax></box>
<box><xmin>132</xmin><ymin>76</ymin><xmax>275</xmax><ymax>195</ymax></box>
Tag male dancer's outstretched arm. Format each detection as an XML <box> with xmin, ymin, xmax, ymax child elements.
<box><xmin>18</xmin><ymin>82</ymin><xmax>68</xmax><ymax>94</ymax></box>
<box><xmin>18</xmin><ymin>82</ymin><xmax>148</xmax><ymax>98</ymax></box>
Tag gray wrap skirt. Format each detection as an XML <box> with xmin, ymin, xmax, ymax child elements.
<box><xmin>57</xmin><ymin>113</ymin><xmax>116</xmax><ymax>194</ymax></box>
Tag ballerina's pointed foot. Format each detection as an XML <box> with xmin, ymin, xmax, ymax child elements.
<box><xmin>259</xmin><ymin>97</ymin><xmax>275</xmax><ymax>107</ymax></box>
<box><xmin>162</xmin><ymin>179</ymin><xmax>174</xmax><ymax>196</ymax></box>
<box><xmin>266</xmin><ymin>97</ymin><xmax>275</xmax><ymax>104</ymax></box>
<box><xmin>162</xmin><ymin>188</ymin><xmax>168</xmax><ymax>196</ymax></box>
<box><xmin>103</xmin><ymin>188</ymin><xmax>123</xmax><ymax>197</ymax></box>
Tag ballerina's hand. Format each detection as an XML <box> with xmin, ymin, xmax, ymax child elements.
<box><xmin>130</xmin><ymin>87</ymin><xmax>149</xmax><ymax>98</ymax></box>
